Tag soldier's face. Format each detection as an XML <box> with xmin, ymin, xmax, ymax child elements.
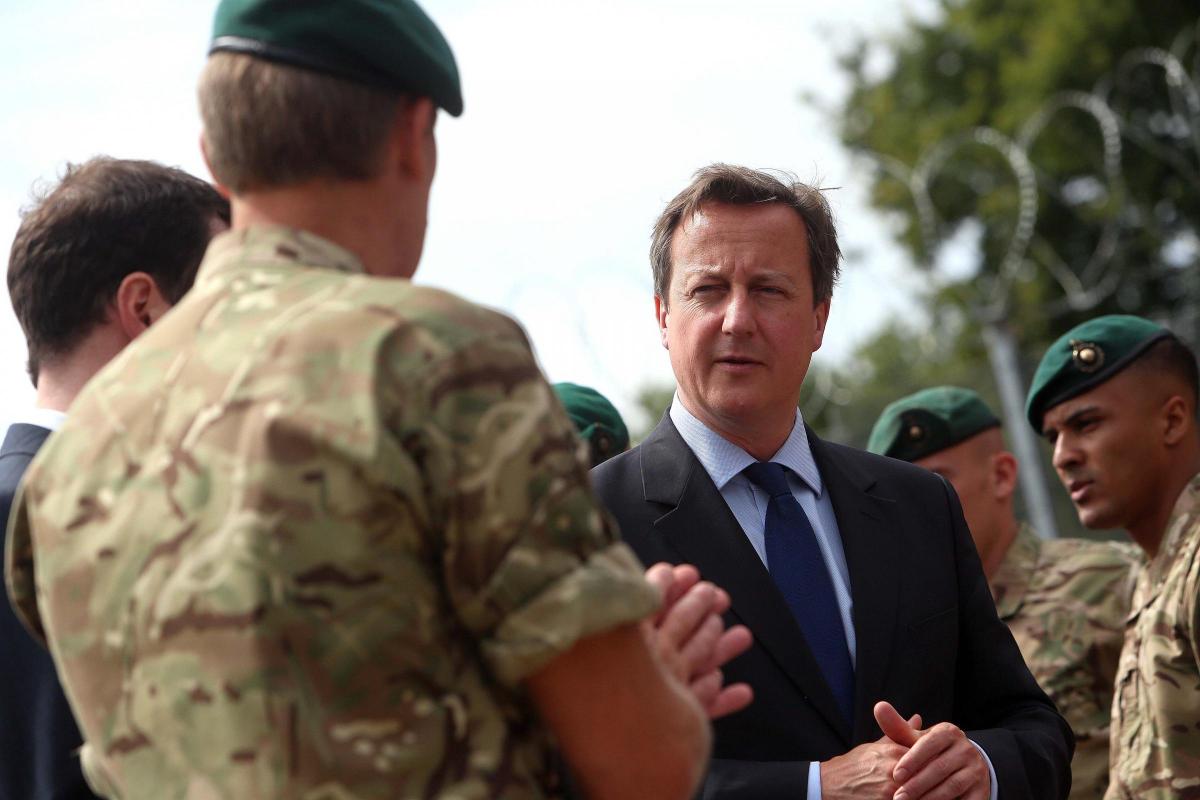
<box><xmin>655</xmin><ymin>202</ymin><xmax>829</xmax><ymax>442</ymax></box>
<box><xmin>1042</xmin><ymin>368</ymin><xmax>1166</xmax><ymax>533</ymax></box>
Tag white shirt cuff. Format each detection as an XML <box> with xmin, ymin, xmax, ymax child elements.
<box><xmin>969</xmin><ymin>739</ymin><xmax>999</xmax><ymax>800</ymax></box>
<box><xmin>811</xmin><ymin>742</ymin><xmax>995</xmax><ymax>800</ymax></box>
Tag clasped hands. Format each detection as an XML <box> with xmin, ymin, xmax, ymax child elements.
<box><xmin>821</xmin><ymin>701</ymin><xmax>991</xmax><ymax>800</ymax></box>
<box><xmin>643</xmin><ymin>563</ymin><xmax>754</xmax><ymax>719</ymax></box>
<box><xmin>641</xmin><ymin>563</ymin><xmax>988</xmax><ymax>799</ymax></box>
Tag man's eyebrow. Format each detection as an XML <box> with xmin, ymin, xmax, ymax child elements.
<box><xmin>1042</xmin><ymin>405</ymin><xmax>1100</xmax><ymax>436</ymax></box>
<box><xmin>1064</xmin><ymin>405</ymin><xmax>1101</xmax><ymax>424</ymax></box>
<box><xmin>679</xmin><ymin>265</ymin><xmax>797</xmax><ymax>282</ymax></box>
<box><xmin>680</xmin><ymin>265</ymin><xmax>726</xmax><ymax>276</ymax></box>
<box><xmin>749</xmin><ymin>270</ymin><xmax>798</xmax><ymax>283</ymax></box>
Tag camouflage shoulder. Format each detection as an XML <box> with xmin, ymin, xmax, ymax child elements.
<box><xmin>1179</xmin><ymin>472</ymin><xmax>1200</xmax><ymax>516</ymax></box>
<box><xmin>1178</xmin><ymin>506</ymin><xmax>1200</xmax><ymax>643</ymax></box>
<box><xmin>391</xmin><ymin>283</ymin><xmax>531</xmax><ymax>351</ymax></box>
<box><xmin>366</xmin><ymin>280</ymin><xmax>566</xmax><ymax>472</ymax></box>
<box><xmin>1041</xmin><ymin>535</ymin><xmax>1142</xmax><ymax>569</ymax></box>
<box><xmin>1036</xmin><ymin>535</ymin><xmax>1142</xmax><ymax>605</ymax></box>
<box><xmin>3</xmin><ymin>469</ymin><xmax>46</xmax><ymax>644</ymax></box>
<box><xmin>336</xmin><ymin>279</ymin><xmax>530</xmax><ymax>356</ymax></box>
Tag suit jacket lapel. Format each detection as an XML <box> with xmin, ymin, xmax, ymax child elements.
<box><xmin>808</xmin><ymin>429</ymin><xmax>901</xmax><ymax>742</ymax></box>
<box><xmin>0</xmin><ymin>424</ymin><xmax>52</xmax><ymax>459</ymax></box>
<box><xmin>640</xmin><ymin>416</ymin><xmax>853</xmax><ymax>744</ymax></box>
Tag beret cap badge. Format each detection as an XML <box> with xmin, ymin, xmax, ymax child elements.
<box><xmin>906</xmin><ymin>423</ymin><xmax>926</xmax><ymax>442</ymax></box>
<box><xmin>1070</xmin><ymin>340</ymin><xmax>1104</xmax><ymax>373</ymax></box>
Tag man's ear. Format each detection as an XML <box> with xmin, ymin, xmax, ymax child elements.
<box><xmin>990</xmin><ymin>451</ymin><xmax>1019</xmax><ymax>501</ymax></box>
<box><xmin>654</xmin><ymin>294</ymin><xmax>669</xmax><ymax>350</ymax></box>
<box><xmin>811</xmin><ymin>297</ymin><xmax>831</xmax><ymax>352</ymax></box>
<box><xmin>388</xmin><ymin>97</ymin><xmax>438</xmax><ymax>184</ymax></box>
<box><xmin>1161</xmin><ymin>393</ymin><xmax>1192</xmax><ymax>447</ymax></box>
<box><xmin>114</xmin><ymin>272</ymin><xmax>172</xmax><ymax>340</ymax></box>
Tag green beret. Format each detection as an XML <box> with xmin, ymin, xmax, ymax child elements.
<box><xmin>553</xmin><ymin>382</ymin><xmax>630</xmax><ymax>467</ymax></box>
<box><xmin>210</xmin><ymin>0</ymin><xmax>463</xmax><ymax>116</ymax></box>
<box><xmin>868</xmin><ymin>386</ymin><xmax>1001</xmax><ymax>462</ymax></box>
<box><xmin>1026</xmin><ymin>315</ymin><xmax>1172</xmax><ymax>431</ymax></box>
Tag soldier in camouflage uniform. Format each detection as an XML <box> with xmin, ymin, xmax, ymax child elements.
<box><xmin>990</xmin><ymin>526</ymin><xmax>1139</xmax><ymax>800</ymax></box>
<box><xmin>870</xmin><ymin>386</ymin><xmax>1140</xmax><ymax>800</ymax></box>
<box><xmin>1028</xmin><ymin>315</ymin><xmax>1200</xmax><ymax>800</ymax></box>
<box><xmin>4</xmin><ymin>1</ymin><xmax>752</xmax><ymax>798</ymax></box>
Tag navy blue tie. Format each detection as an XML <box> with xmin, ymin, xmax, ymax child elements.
<box><xmin>743</xmin><ymin>461</ymin><xmax>855</xmax><ymax>725</ymax></box>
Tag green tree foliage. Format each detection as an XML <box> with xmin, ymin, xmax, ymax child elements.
<box><xmin>824</xmin><ymin>0</ymin><xmax>1199</xmax><ymax>442</ymax></box>
<box><xmin>840</xmin><ymin>1</ymin><xmax>1198</xmax><ymax>340</ymax></box>
<box><xmin>801</xmin><ymin>2</ymin><xmax>1199</xmax><ymax>537</ymax></box>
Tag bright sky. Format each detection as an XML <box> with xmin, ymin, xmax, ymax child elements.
<box><xmin>0</xmin><ymin>0</ymin><xmax>935</xmax><ymax>432</ymax></box>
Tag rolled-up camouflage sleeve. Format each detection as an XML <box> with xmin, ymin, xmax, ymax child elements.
<box><xmin>381</xmin><ymin>301</ymin><xmax>660</xmax><ymax>687</ymax></box>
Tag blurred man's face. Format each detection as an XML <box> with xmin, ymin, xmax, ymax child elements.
<box><xmin>1042</xmin><ymin>367</ymin><xmax>1165</xmax><ymax>532</ymax></box>
<box><xmin>655</xmin><ymin>202</ymin><xmax>829</xmax><ymax>441</ymax></box>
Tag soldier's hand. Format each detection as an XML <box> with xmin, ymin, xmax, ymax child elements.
<box><xmin>876</xmin><ymin>701</ymin><xmax>991</xmax><ymax>800</ymax></box>
<box><xmin>643</xmin><ymin>563</ymin><xmax>753</xmax><ymax>719</ymax></box>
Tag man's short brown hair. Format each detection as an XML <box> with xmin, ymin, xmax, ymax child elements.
<box><xmin>7</xmin><ymin>157</ymin><xmax>229</xmax><ymax>384</ymax></box>
<box><xmin>199</xmin><ymin>53</ymin><xmax>406</xmax><ymax>193</ymax></box>
<box><xmin>650</xmin><ymin>164</ymin><xmax>841</xmax><ymax>305</ymax></box>
<box><xmin>1135</xmin><ymin>335</ymin><xmax>1200</xmax><ymax>412</ymax></box>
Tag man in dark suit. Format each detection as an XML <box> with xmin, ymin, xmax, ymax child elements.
<box><xmin>1</xmin><ymin>157</ymin><xmax>228</xmax><ymax>800</ymax></box>
<box><xmin>592</xmin><ymin>164</ymin><xmax>1073</xmax><ymax>800</ymax></box>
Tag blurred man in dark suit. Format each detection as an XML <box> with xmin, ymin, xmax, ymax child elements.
<box><xmin>1</xmin><ymin>157</ymin><xmax>228</xmax><ymax>800</ymax></box>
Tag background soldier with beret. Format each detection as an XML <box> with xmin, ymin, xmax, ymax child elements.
<box><xmin>1028</xmin><ymin>314</ymin><xmax>1200</xmax><ymax>800</ymax></box>
<box><xmin>4</xmin><ymin>1</ymin><xmax>752</xmax><ymax>797</ymax></box>
<box><xmin>869</xmin><ymin>386</ymin><xmax>1140</xmax><ymax>800</ymax></box>
<box><xmin>553</xmin><ymin>382</ymin><xmax>630</xmax><ymax>468</ymax></box>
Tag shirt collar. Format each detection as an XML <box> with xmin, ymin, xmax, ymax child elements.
<box><xmin>669</xmin><ymin>394</ymin><xmax>823</xmax><ymax>496</ymax></box>
<box><xmin>10</xmin><ymin>407</ymin><xmax>67</xmax><ymax>432</ymax></box>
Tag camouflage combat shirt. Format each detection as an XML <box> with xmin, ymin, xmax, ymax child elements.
<box><xmin>5</xmin><ymin>227</ymin><xmax>659</xmax><ymax>800</ymax></box>
<box><xmin>991</xmin><ymin>524</ymin><xmax>1140</xmax><ymax>800</ymax></box>
<box><xmin>1106</xmin><ymin>473</ymin><xmax>1200</xmax><ymax>800</ymax></box>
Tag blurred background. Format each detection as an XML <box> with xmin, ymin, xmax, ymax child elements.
<box><xmin>1</xmin><ymin>0</ymin><xmax>1197</xmax><ymax>538</ymax></box>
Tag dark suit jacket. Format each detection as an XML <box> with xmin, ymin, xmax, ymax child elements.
<box><xmin>592</xmin><ymin>416</ymin><xmax>1072</xmax><ymax>800</ymax></box>
<box><xmin>1</xmin><ymin>423</ymin><xmax>96</xmax><ymax>800</ymax></box>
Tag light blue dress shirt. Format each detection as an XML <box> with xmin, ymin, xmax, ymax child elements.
<box><xmin>669</xmin><ymin>398</ymin><xmax>856</xmax><ymax>662</ymax></box>
<box><xmin>669</xmin><ymin>397</ymin><xmax>998</xmax><ymax>800</ymax></box>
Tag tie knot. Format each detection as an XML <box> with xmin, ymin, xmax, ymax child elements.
<box><xmin>743</xmin><ymin>461</ymin><xmax>792</xmax><ymax>499</ymax></box>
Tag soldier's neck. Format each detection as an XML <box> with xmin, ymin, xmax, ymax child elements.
<box><xmin>232</xmin><ymin>180</ymin><xmax>424</xmax><ymax>280</ymax></box>
<box><xmin>1130</xmin><ymin>442</ymin><xmax>1200</xmax><ymax>559</ymax></box>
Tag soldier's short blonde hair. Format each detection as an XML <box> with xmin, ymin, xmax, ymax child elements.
<box><xmin>198</xmin><ymin>53</ymin><xmax>405</xmax><ymax>193</ymax></box>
